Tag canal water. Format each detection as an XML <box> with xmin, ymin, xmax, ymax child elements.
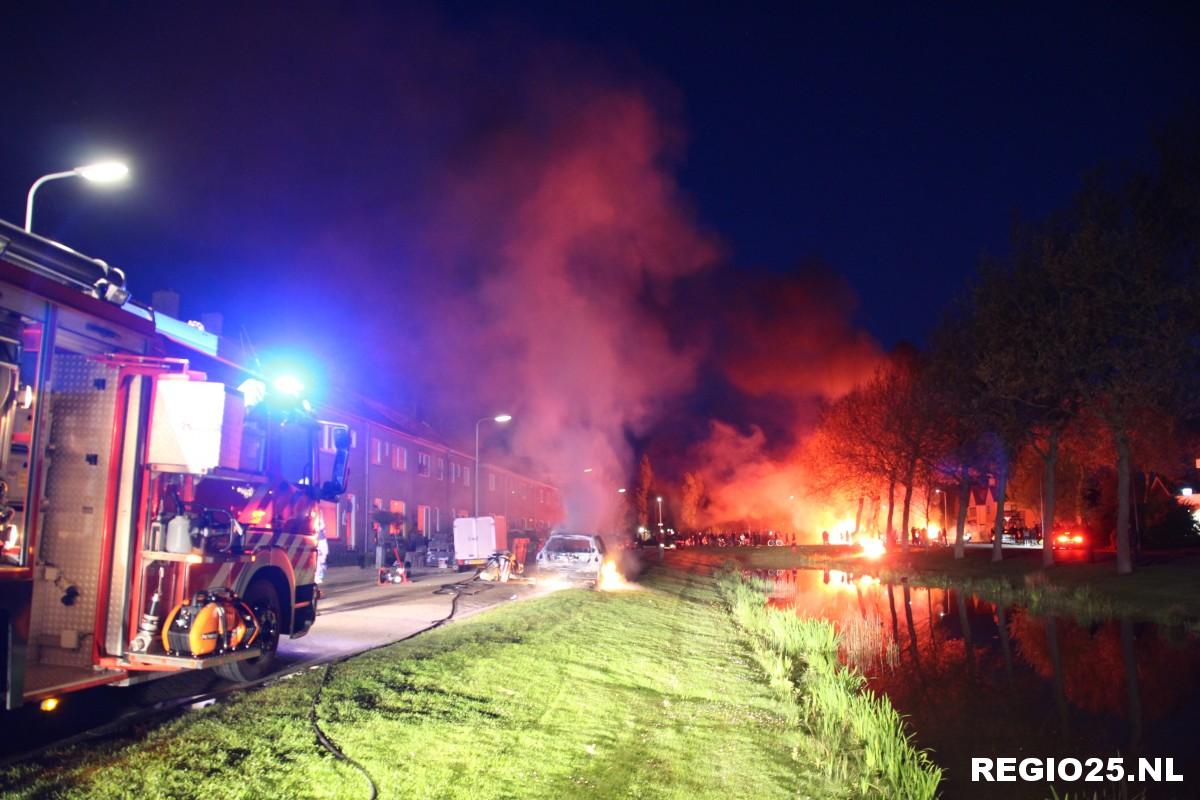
<box><xmin>757</xmin><ymin>568</ymin><xmax>1200</xmax><ymax>800</ymax></box>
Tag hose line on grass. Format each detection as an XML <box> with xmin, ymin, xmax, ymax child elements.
<box><xmin>307</xmin><ymin>579</ymin><xmax>472</xmax><ymax>800</ymax></box>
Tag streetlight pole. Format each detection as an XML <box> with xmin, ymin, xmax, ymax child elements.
<box><xmin>474</xmin><ymin>414</ymin><xmax>512</xmax><ymax>516</ymax></box>
<box><xmin>936</xmin><ymin>489</ymin><xmax>948</xmax><ymax>532</ymax></box>
<box><xmin>25</xmin><ymin>161</ymin><xmax>130</xmax><ymax>232</ymax></box>
<box><xmin>656</xmin><ymin>495</ymin><xmax>663</xmax><ymax>527</ymax></box>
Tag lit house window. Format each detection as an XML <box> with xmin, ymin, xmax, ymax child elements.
<box><xmin>371</xmin><ymin>498</ymin><xmax>383</xmax><ymax>532</ymax></box>
<box><xmin>371</xmin><ymin>438</ymin><xmax>387</xmax><ymax>466</ymax></box>
<box><xmin>463</xmin><ymin>469</ymin><xmax>470</xmax><ymax>487</ymax></box>
<box><xmin>388</xmin><ymin>499</ymin><xmax>405</xmax><ymax>534</ymax></box>
<box><xmin>392</xmin><ymin>446</ymin><xmax>407</xmax><ymax>471</ymax></box>
<box><xmin>488</xmin><ymin>473</ymin><xmax>496</xmax><ymax>492</ymax></box>
<box><xmin>417</xmin><ymin>452</ymin><xmax>431</xmax><ymax>477</ymax></box>
<box><xmin>436</xmin><ymin>457</ymin><xmax>445</xmax><ymax>481</ymax></box>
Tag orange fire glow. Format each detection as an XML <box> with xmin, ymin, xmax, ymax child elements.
<box><xmin>860</xmin><ymin>539</ymin><xmax>886</xmax><ymax>559</ymax></box>
<box><xmin>597</xmin><ymin>559</ymin><xmax>636</xmax><ymax>591</ymax></box>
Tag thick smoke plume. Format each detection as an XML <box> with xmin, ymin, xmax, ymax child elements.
<box><xmin>305</xmin><ymin>38</ymin><xmax>723</xmax><ymax>530</ymax></box>
<box><xmin>102</xmin><ymin>8</ymin><xmax>873</xmax><ymax>532</ymax></box>
<box><xmin>685</xmin><ymin>271</ymin><xmax>883</xmax><ymax>537</ymax></box>
<box><xmin>429</xmin><ymin>87</ymin><xmax>719</xmax><ymax>528</ymax></box>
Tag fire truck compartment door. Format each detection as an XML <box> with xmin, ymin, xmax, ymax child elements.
<box><xmin>148</xmin><ymin>380</ymin><xmax>225</xmax><ymax>473</ymax></box>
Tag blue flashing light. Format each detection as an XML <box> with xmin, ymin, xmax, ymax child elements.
<box><xmin>273</xmin><ymin>374</ymin><xmax>305</xmax><ymax>397</ymax></box>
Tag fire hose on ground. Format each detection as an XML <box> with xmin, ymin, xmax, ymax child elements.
<box><xmin>307</xmin><ymin>574</ymin><xmax>488</xmax><ymax>800</ymax></box>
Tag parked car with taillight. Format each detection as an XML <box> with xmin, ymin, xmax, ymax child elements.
<box><xmin>1051</xmin><ymin>529</ymin><xmax>1094</xmax><ymax>560</ymax></box>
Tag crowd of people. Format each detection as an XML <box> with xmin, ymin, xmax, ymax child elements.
<box><xmin>649</xmin><ymin>530</ymin><xmax>799</xmax><ymax>548</ymax></box>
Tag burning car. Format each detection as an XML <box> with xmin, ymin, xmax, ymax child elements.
<box><xmin>536</xmin><ymin>533</ymin><xmax>607</xmax><ymax>582</ymax></box>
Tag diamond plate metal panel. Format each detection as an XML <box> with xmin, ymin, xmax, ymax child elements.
<box><xmin>28</xmin><ymin>355</ymin><xmax>120</xmax><ymax>670</ymax></box>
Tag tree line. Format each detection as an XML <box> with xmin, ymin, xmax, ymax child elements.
<box><xmin>808</xmin><ymin>125</ymin><xmax>1200</xmax><ymax>574</ymax></box>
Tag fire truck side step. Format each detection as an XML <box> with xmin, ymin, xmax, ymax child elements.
<box><xmin>123</xmin><ymin>647</ymin><xmax>264</xmax><ymax>671</ymax></box>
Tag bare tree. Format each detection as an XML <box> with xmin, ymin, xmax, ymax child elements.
<box><xmin>679</xmin><ymin>471</ymin><xmax>705</xmax><ymax>531</ymax></box>
<box><xmin>1062</xmin><ymin>171</ymin><xmax>1199</xmax><ymax>574</ymax></box>
<box><xmin>926</xmin><ymin>306</ymin><xmax>994</xmax><ymax>559</ymax></box>
<box><xmin>634</xmin><ymin>453</ymin><xmax>655</xmax><ymax>529</ymax></box>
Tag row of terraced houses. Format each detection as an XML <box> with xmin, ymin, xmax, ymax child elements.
<box><xmin>315</xmin><ymin>394</ymin><xmax>565</xmax><ymax>565</ymax></box>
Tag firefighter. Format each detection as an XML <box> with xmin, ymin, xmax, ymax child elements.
<box><xmin>315</xmin><ymin>503</ymin><xmax>329</xmax><ymax>585</ymax></box>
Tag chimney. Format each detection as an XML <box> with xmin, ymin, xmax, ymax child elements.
<box><xmin>151</xmin><ymin>289</ymin><xmax>181</xmax><ymax>318</ymax></box>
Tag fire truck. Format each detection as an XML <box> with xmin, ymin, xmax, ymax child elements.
<box><xmin>0</xmin><ymin>219</ymin><xmax>349</xmax><ymax>710</ymax></box>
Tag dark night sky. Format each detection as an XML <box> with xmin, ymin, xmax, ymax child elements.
<box><xmin>2</xmin><ymin>2</ymin><xmax>1197</xmax><ymax>364</ymax></box>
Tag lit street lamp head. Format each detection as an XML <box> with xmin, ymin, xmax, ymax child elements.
<box><xmin>475</xmin><ymin>413</ymin><xmax>512</xmax><ymax>516</ymax></box>
<box><xmin>74</xmin><ymin>161</ymin><xmax>129</xmax><ymax>182</ymax></box>
<box><xmin>25</xmin><ymin>160</ymin><xmax>131</xmax><ymax>232</ymax></box>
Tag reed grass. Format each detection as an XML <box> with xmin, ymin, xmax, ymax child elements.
<box><xmin>716</xmin><ymin>568</ymin><xmax>942</xmax><ymax>799</ymax></box>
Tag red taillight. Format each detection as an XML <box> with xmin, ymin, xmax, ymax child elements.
<box><xmin>1056</xmin><ymin>534</ymin><xmax>1070</xmax><ymax>543</ymax></box>
<box><xmin>1072</xmin><ymin>534</ymin><xmax>1084</xmax><ymax>544</ymax></box>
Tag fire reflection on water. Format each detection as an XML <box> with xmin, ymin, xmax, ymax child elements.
<box><xmin>754</xmin><ymin>566</ymin><xmax>1200</xmax><ymax>799</ymax></box>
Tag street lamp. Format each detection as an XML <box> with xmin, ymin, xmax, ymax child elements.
<box><xmin>474</xmin><ymin>414</ymin><xmax>512</xmax><ymax>516</ymax></box>
<box><xmin>935</xmin><ymin>488</ymin><xmax>948</xmax><ymax>532</ymax></box>
<box><xmin>656</xmin><ymin>495</ymin><xmax>663</xmax><ymax>527</ymax></box>
<box><xmin>25</xmin><ymin>161</ymin><xmax>130</xmax><ymax>232</ymax></box>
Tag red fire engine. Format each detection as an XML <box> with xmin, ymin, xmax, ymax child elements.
<box><xmin>0</xmin><ymin>219</ymin><xmax>349</xmax><ymax>709</ymax></box>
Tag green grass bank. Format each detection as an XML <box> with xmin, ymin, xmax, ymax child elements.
<box><xmin>715</xmin><ymin>569</ymin><xmax>940</xmax><ymax>799</ymax></box>
<box><xmin>0</xmin><ymin>566</ymin><xmax>938</xmax><ymax>799</ymax></box>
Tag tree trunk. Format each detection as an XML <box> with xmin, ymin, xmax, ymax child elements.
<box><xmin>1120</xmin><ymin>618</ymin><xmax>1143</xmax><ymax>756</ymax></box>
<box><xmin>923</xmin><ymin>476</ymin><xmax>932</xmax><ymax>529</ymax></box>
<box><xmin>1046</xmin><ymin>616</ymin><xmax>1071</xmax><ymax>736</ymax></box>
<box><xmin>900</xmin><ymin>461</ymin><xmax>916</xmax><ymax>553</ymax></box>
<box><xmin>885</xmin><ymin>476</ymin><xmax>897</xmax><ymax>548</ymax></box>
<box><xmin>954</xmin><ymin>464</ymin><xmax>970</xmax><ymax>559</ymax></box>
<box><xmin>887</xmin><ymin>582</ymin><xmax>900</xmax><ymax>642</ymax></box>
<box><xmin>956</xmin><ymin>590</ymin><xmax>975</xmax><ymax>677</ymax></box>
<box><xmin>996</xmin><ymin>606</ymin><xmax>1014</xmax><ymax>686</ymax></box>
<box><xmin>902</xmin><ymin>581</ymin><xmax>919</xmax><ymax>667</ymax></box>
<box><xmin>853</xmin><ymin>495</ymin><xmax>864</xmax><ymax>537</ymax></box>
<box><xmin>1042</xmin><ymin>429</ymin><xmax>1059</xmax><ymax>568</ymax></box>
<box><xmin>991</xmin><ymin>465</ymin><xmax>1008</xmax><ymax>562</ymax></box>
<box><xmin>1115</xmin><ymin>430</ymin><xmax>1133</xmax><ymax>575</ymax></box>
<box><xmin>1074</xmin><ymin>465</ymin><xmax>1086</xmax><ymax>525</ymax></box>
<box><xmin>1131</xmin><ymin>471</ymin><xmax>1142</xmax><ymax>562</ymax></box>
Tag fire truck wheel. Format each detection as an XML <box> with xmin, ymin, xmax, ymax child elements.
<box><xmin>216</xmin><ymin>579</ymin><xmax>281</xmax><ymax>683</ymax></box>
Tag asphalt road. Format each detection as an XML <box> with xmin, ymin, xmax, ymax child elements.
<box><xmin>1</xmin><ymin>565</ymin><xmax>534</xmax><ymax>761</ymax></box>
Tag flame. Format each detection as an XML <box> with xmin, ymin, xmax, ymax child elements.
<box><xmin>861</xmin><ymin>539</ymin><xmax>886</xmax><ymax>559</ymax></box>
<box><xmin>597</xmin><ymin>559</ymin><xmax>636</xmax><ymax>591</ymax></box>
